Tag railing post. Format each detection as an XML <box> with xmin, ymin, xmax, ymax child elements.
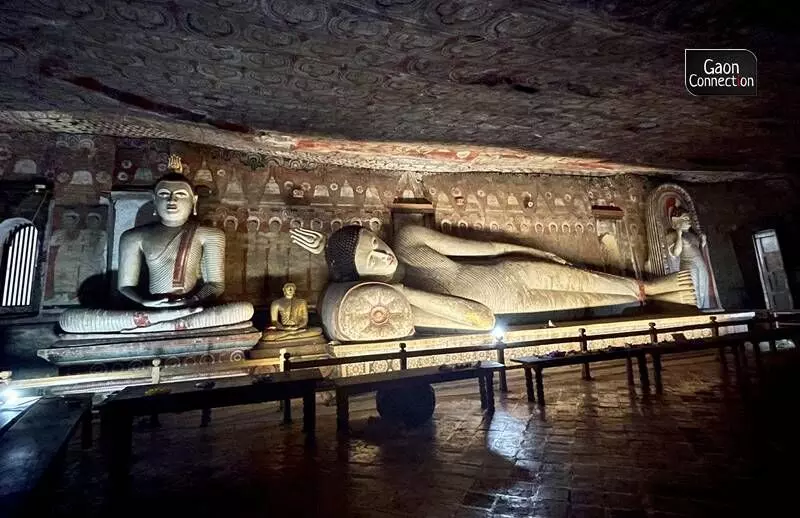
<box><xmin>579</xmin><ymin>328</ymin><xmax>591</xmax><ymax>380</ymax></box>
<box><xmin>710</xmin><ymin>315</ymin><xmax>724</xmax><ymax>362</ymax></box>
<box><xmin>709</xmin><ymin>315</ymin><xmax>719</xmax><ymax>338</ymax></box>
<box><xmin>282</xmin><ymin>351</ymin><xmax>291</xmax><ymax>372</ymax></box>
<box><xmin>282</xmin><ymin>352</ymin><xmax>292</xmax><ymax>424</ymax></box>
<box><xmin>769</xmin><ymin>312</ymin><xmax>778</xmax><ymax>353</ymax></box>
<box><xmin>496</xmin><ymin>340</ymin><xmax>508</xmax><ymax>393</ymax></box>
<box><xmin>399</xmin><ymin>343</ymin><xmax>408</xmax><ymax>370</ymax></box>
<box><xmin>648</xmin><ymin>322</ymin><xmax>658</xmax><ymax>344</ymax></box>
<box><xmin>151</xmin><ymin>358</ymin><xmax>162</xmax><ymax>384</ymax></box>
<box><xmin>749</xmin><ymin>318</ymin><xmax>763</xmax><ymax>369</ymax></box>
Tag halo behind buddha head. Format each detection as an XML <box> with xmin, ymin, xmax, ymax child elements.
<box><xmin>325</xmin><ymin>225</ymin><xmax>362</xmax><ymax>282</ymax></box>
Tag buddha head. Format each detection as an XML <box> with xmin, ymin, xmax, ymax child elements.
<box><xmin>246</xmin><ymin>216</ymin><xmax>260</xmax><ymax>233</ymax></box>
<box><xmin>61</xmin><ymin>210</ymin><xmax>80</xmax><ymax>231</ymax></box>
<box><xmin>86</xmin><ymin>212</ymin><xmax>102</xmax><ymax>230</ymax></box>
<box><xmin>154</xmin><ymin>173</ymin><xmax>197</xmax><ymax>227</ymax></box>
<box><xmin>268</xmin><ymin>218</ymin><xmax>281</xmax><ymax>233</ymax></box>
<box><xmin>282</xmin><ymin>282</ymin><xmax>296</xmax><ymax>299</ymax></box>
<box><xmin>670</xmin><ymin>206</ymin><xmax>692</xmax><ymax>232</ymax></box>
<box><xmin>325</xmin><ymin>225</ymin><xmax>397</xmax><ymax>282</ymax></box>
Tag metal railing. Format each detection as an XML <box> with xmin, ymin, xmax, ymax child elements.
<box><xmin>3</xmin><ymin>311</ymin><xmax>798</xmax><ymax>397</ymax></box>
<box><xmin>3</xmin><ymin>356</ymin><xmax>282</xmax><ymax>396</ymax></box>
<box><xmin>282</xmin><ymin>312</ymin><xmax>800</xmax><ymax>392</ymax></box>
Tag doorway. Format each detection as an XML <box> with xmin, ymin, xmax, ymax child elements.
<box><xmin>753</xmin><ymin>229</ymin><xmax>794</xmax><ymax>310</ymax></box>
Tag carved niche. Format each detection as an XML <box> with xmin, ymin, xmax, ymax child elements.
<box><xmin>645</xmin><ymin>184</ymin><xmax>721</xmax><ymax>309</ymax></box>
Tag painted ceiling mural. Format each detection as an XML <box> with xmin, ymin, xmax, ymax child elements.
<box><xmin>0</xmin><ymin>1</ymin><xmax>797</xmax><ymax>176</ymax></box>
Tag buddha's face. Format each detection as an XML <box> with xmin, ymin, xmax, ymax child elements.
<box><xmin>155</xmin><ymin>180</ymin><xmax>197</xmax><ymax>226</ymax></box>
<box><xmin>247</xmin><ymin>219</ymin><xmax>259</xmax><ymax>233</ymax></box>
<box><xmin>283</xmin><ymin>284</ymin><xmax>296</xmax><ymax>298</ymax></box>
<box><xmin>671</xmin><ymin>213</ymin><xmax>691</xmax><ymax>232</ymax></box>
<box><xmin>354</xmin><ymin>229</ymin><xmax>397</xmax><ymax>278</ymax></box>
<box><xmin>86</xmin><ymin>215</ymin><xmax>102</xmax><ymax>230</ymax></box>
<box><xmin>62</xmin><ymin>213</ymin><xmax>79</xmax><ymax>231</ymax></box>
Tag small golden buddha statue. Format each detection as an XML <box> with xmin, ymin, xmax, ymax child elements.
<box><xmin>261</xmin><ymin>282</ymin><xmax>324</xmax><ymax>342</ymax></box>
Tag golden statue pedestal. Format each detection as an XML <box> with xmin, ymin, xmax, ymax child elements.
<box><xmin>251</xmin><ymin>282</ymin><xmax>329</xmax><ymax>359</ymax></box>
<box><xmin>248</xmin><ymin>334</ymin><xmax>329</xmax><ymax>360</ymax></box>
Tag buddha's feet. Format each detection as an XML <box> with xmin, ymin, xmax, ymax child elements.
<box><xmin>59</xmin><ymin>302</ymin><xmax>255</xmax><ymax>334</ymax></box>
<box><xmin>644</xmin><ymin>271</ymin><xmax>697</xmax><ymax>307</ymax></box>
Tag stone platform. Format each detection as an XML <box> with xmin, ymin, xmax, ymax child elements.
<box><xmin>37</xmin><ymin>325</ymin><xmax>262</xmax><ymax>367</ymax></box>
<box><xmin>248</xmin><ymin>336</ymin><xmax>330</xmax><ymax>360</ymax></box>
<box><xmin>332</xmin><ymin>311</ymin><xmax>754</xmax><ymax>376</ymax></box>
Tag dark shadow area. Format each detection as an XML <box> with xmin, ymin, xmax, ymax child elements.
<box><xmin>76</xmin><ymin>274</ymin><xmax>110</xmax><ymax>308</ymax></box>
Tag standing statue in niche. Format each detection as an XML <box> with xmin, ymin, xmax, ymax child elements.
<box><xmin>78</xmin><ymin>211</ymin><xmax>107</xmax><ymax>287</ymax></box>
<box><xmin>244</xmin><ymin>215</ymin><xmax>268</xmax><ymax>299</ymax></box>
<box><xmin>47</xmin><ymin>210</ymin><xmax>83</xmax><ymax>304</ymax></box>
<box><xmin>290</xmin><ymin>224</ymin><xmax>697</xmax><ymax>342</ymax></box>
<box><xmin>645</xmin><ymin>184</ymin><xmax>720</xmax><ymax>310</ymax></box>
<box><xmin>59</xmin><ymin>155</ymin><xmax>254</xmax><ymax>333</ymax></box>
<box><xmin>261</xmin><ymin>282</ymin><xmax>323</xmax><ymax>343</ymax></box>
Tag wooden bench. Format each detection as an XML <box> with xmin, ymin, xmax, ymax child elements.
<box><xmin>634</xmin><ymin>332</ymin><xmax>771</xmax><ymax>392</ymax></box>
<box><xmin>0</xmin><ymin>396</ymin><xmax>93</xmax><ymax>517</ymax></box>
<box><xmin>332</xmin><ymin>361</ymin><xmax>503</xmax><ymax>432</ymax></box>
<box><xmin>100</xmin><ymin>369</ymin><xmax>322</xmax><ymax>484</ymax></box>
<box><xmin>512</xmin><ymin>348</ymin><xmax>649</xmax><ymax>406</ymax></box>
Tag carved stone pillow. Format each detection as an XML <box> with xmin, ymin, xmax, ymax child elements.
<box><xmin>319</xmin><ymin>282</ymin><xmax>414</xmax><ymax>342</ymax></box>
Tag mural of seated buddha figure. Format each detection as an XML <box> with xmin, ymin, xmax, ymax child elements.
<box><xmin>58</xmin><ymin>156</ymin><xmax>254</xmax><ymax>334</ymax></box>
<box><xmin>290</xmin><ymin>224</ymin><xmax>696</xmax><ymax>342</ymax></box>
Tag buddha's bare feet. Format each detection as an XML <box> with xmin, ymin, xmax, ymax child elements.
<box><xmin>644</xmin><ymin>271</ymin><xmax>696</xmax><ymax>306</ymax></box>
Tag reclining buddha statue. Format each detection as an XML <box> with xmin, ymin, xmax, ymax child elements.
<box><xmin>58</xmin><ymin>156</ymin><xmax>254</xmax><ymax>334</ymax></box>
<box><xmin>290</xmin><ymin>224</ymin><xmax>696</xmax><ymax>342</ymax></box>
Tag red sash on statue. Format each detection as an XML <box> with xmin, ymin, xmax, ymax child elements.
<box><xmin>172</xmin><ymin>222</ymin><xmax>198</xmax><ymax>291</ymax></box>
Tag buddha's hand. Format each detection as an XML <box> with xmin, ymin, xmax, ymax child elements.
<box><xmin>143</xmin><ymin>297</ymin><xmax>194</xmax><ymax>309</ymax></box>
<box><xmin>290</xmin><ymin>227</ymin><xmax>325</xmax><ymax>255</ymax></box>
<box><xmin>700</xmin><ymin>233</ymin><xmax>708</xmax><ymax>247</ymax></box>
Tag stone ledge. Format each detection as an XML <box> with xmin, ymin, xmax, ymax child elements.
<box><xmin>331</xmin><ymin>311</ymin><xmax>755</xmax><ymax>376</ymax></box>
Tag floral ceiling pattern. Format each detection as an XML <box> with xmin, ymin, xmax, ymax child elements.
<box><xmin>0</xmin><ymin>0</ymin><xmax>797</xmax><ymax>176</ymax></box>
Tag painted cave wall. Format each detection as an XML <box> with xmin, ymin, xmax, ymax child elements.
<box><xmin>0</xmin><ymin>132</ymin><xmax>654</xmax><ymax>312</ymax></box>
<box><xmin>0</xmin><ymin>131</ymin><xmax>797</xmax><ymax>320</ymax></box>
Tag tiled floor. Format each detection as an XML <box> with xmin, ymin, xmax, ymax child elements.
<box><xmin>48</xmin><ymin>350</ymin><xmax>799</xmax><ymax>517</ymax></box>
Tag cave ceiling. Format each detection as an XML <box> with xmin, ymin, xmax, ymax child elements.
<box><xmin>0</xmin><ymin>0</ymin><xmax>797</xmax><ymax>178</ymax></box>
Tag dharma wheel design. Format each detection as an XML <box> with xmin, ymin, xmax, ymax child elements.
<box><xmin>337</xmin><ymin>283</ymin><xmax>414</xmax><ymax>342</ymax></box>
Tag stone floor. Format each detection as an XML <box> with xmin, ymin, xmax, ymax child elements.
<box><xmin>47</xmin><ymin>350</ymin><xmax>800</xmax><ymax>518</ymax></box>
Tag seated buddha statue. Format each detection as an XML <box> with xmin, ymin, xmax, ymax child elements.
<box><xmin>290</xmin><ymin>224</ymin><xmax>696</xmax><ymax>342</ymax></box>
<box><xmin>261</xmin><ymin>282</ymin><xmax>324</xmax><ymax>342</ymax></box>
<box><xmin>58</xmin><ymin>156</ymin><xmax>254</xmax><ymax>334</ymax></box>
